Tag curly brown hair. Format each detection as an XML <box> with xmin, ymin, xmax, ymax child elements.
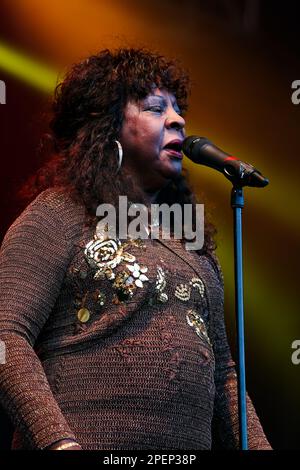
<box><xmin>19</xmin><ymin>47</ymin><xmax>216</xmax><ymax>255</ymax></box>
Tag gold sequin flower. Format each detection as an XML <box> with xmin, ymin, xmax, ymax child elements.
<box><xmin>82</xmin><ymin>224</ymin><xmax>150</xmax><ymax>305</ymax></box>
<box><xmin>84</xmin><ymin>237</ymin><xmax>136</xmax><ymax>280</ymax></box>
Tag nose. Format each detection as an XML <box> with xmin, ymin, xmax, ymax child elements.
<box><xmin>165</xmin><ymin>107</ymin><xmax>185</xmax><ymax>131</ymax></box>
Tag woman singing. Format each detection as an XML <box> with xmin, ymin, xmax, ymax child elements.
<box><xmin>0</xmin><ymin>48</ymin><xmax>271</xmax><ymax>450</ymax></box>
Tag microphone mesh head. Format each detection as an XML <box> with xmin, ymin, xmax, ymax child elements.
<box><xmin>182</xmin><ymin>136</ymin><xmax>211</xmax><ymax>159</ymax></box>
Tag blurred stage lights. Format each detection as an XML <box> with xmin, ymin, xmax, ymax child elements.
<box><xmin>0</xmin><ymin>42</ymin><xmax>57</xmax><ymax>93</ymax></box>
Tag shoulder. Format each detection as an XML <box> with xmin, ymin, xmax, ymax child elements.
<box><xmin>201</xmin><ymin>250</ymin><xmax>224</xmax><ymax>288</ymax></box>
<box><xmin>29</xmin><ymin>187</ymin><xmax>84</xmax><ymax>215</ymax></box>
<box><xmin>1</xmin><ymin>188</ymin><xmax>86</xmax><ymax>249</ymax></box>
<box><xmin>16</xmin><ymin>187</ymin><xmax>86</xmax><ymax>229</ymax></box>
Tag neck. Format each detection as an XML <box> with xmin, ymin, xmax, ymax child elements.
<box><xmin>145</xmin><ymin>189</ymin><xmax>160</xmax><ymax>204</ymax></box>
<box><xmin>144</xmin><ymin>179</ymin><xmax>172</xmax><ymax>205</ymax></box>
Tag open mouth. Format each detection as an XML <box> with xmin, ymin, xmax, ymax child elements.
<box><xmin>163</xmin><ymin>140</ymin><xmax>183</xmax><ymax>158</ymax></box>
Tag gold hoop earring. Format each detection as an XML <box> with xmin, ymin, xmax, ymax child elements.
<box><xmin>114</xmin><ymin>140</ymin><xmax>123</xmax><ymax>173</ymax></box>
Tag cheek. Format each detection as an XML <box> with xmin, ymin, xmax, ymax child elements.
<box><xmin>121</xmin><ymin>117</ymin><xmax>139</xmax><ymax>143</ymax></box>
<box><xmin>120</xmin><ymin>109</ymin><xmax>163</xmax><ymax>157</ymax></box>
<box><xmin>142</xmin><ymin>123</ymin><xmax>164</xmax><ymax>151</ymax></box>
<box><xmin>126</xmin><ymin>126</ymin><xmax>160</xmax><ymax>153</ymax></box>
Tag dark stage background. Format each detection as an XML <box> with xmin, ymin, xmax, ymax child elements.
<box><xmin>0</xmin><ymin>0</ymin><xmax>300</xmax><ymax>450</ymax></box>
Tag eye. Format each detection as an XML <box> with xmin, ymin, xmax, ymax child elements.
<box><xmin>148</xmin><ymin>105</ymin><xmax>164</xmax><ymax>113</ymax></box>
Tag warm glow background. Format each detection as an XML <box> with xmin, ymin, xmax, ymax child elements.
<box><xmin>0</xmin><ymin>0</ymin><xmax>299</xmax><ymax>449</ymax></box>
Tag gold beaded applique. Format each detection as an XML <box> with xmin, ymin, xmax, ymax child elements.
<box><xmin>174</xmin><ymin>278</ymin><xmax>210</xmax><ymax>342</ymax></box>
<box><xmin>174</xmin><ymin>283</ymin><xmax>191</xmax><ymax>301</ymax></box>
<box><xmin>190</xmin><ymin>277</ymin><xmax>205</xmax><ymax>298</ymax></box>
<box><xmin>149</xmin><ymin>266</ymin><xmax>168</xmax><ymax>304</ymax></box>
<box><xmin>73</xmin><ymin>282</ymin><xmax>109</xmax><ymax>329</ymax></box>
<box><xmin>73</xmin><ymin>226</ymin><xmax>149</xmax><ymax>328</ymax></box>
<box><xmin>174</xmin><ymin>277</ymin><xmax>205</xmax><ymax>302</ymax></box>
<box><xmin>85</xmin><ymin>237</ymin><xmax>135</xmax><ymax>280</ymax></box>
<box><xmin>148</xmin><ymin>268</ymin><xmax>211</xmax><ymax>343</ymax></box>
<box><xmin>186</xmin><ymin>309</ymin><xmax>211</xmax><ymax>345</ymax></box>
<box><xmin>84</xmin><ymin>227</ymin><xmax>149</xmax><ymax>304</ymax></box>
<box><xmin>156</xmin><ymin>266</ymin><xmax>168</xmax><ymax>302</ymax></box>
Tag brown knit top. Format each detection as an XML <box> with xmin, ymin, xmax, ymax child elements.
<box><xmin>0</xmin><ymin>188</ymin><xmax>271</xmax><ymax>450</ymax></box>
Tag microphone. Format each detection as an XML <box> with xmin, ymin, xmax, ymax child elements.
<box><xmin>182</xmin><ymin>136</ymin><xmax>269</xmax><ymax>188</ymax></box>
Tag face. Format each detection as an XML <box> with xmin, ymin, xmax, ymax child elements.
<box><xmin>119</xmin><ymin>88</ymin><xmax>186</xmax><ymax>193</ymax></box>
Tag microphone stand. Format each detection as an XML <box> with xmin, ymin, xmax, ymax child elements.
<box><xmin>231</xmin><ymin>186</ymin><xmax>248</xmax><ymax>450</ymax></box>
<box><xmin>182</xmin><ymin>134</ymin><xmax>269</xmax><ymax>450</ymax></box>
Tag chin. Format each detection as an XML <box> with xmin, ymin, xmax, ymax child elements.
<box><xmin>148</xmin><ymin>163</ymin><xmax>182</xmax><ymax>190</ymax></box>
<box><xmin>166</xmin><ymin>162</ymin><xmax>182</xmax><ymax>178</ymax></box>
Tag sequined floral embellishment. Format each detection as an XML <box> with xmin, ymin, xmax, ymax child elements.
<box><xmin>83</xmin><ymin>225</ymin><xmax>149</xmax><ymax>304</ymax></box>
<box><xmin>111</xmin><ymin>264</ymin><xmax>149</xmax><ymax>303</ymax></box>
<box><xmin>186</xmin><ymin>309</ymin><xmax>211</xmax><ymax>344</ymax></box>
<box><xmin>84</xmin><ymin>237</ymin><xmax>136</xmax><ymax>280</ymax></box>
<box><xmin>126</xmin><ymin>263</ymin><xmax>149</xmax><ymax>288</ymax></box>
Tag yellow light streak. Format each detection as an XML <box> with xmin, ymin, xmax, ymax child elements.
<box><xmin>0</xmin><ymin>42</ymin><xmax>58</xmax><ymax>93</ymax></box>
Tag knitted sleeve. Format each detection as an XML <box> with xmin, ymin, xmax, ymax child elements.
<box><xmin>0</xmin><ymin>195</ymin><xmax>77</xmax><ymax>449</ymax></box>
<box><xmin>207</xmin><ymin>252</ymin><xmax>272</xmax><ymax>450</ymax></box>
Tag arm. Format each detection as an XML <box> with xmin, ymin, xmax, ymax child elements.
<box><xmin>207</xmin><ymin>252</ymin><xmax>272</xmax><ymax>450</ymax></box>
<box><xmin>0</xmin><ymin>195</ymin><xmax>80</xmax><ymax>449</ymax></box>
